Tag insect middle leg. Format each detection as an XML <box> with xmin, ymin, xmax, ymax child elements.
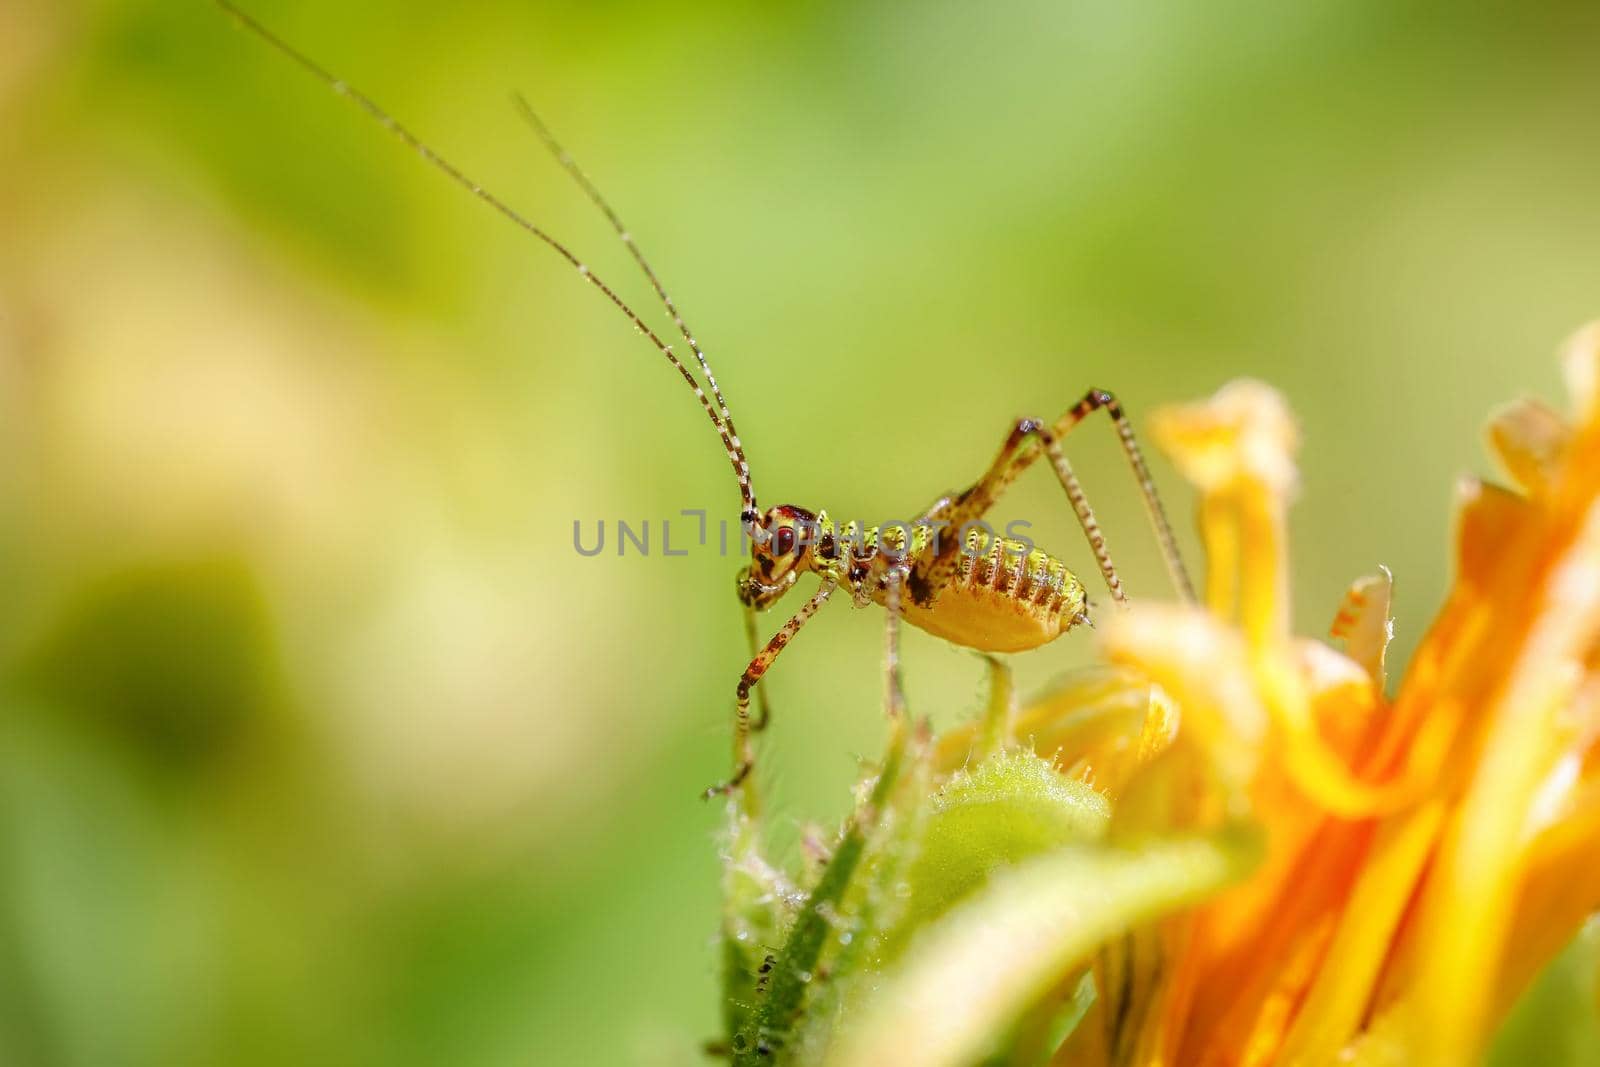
<box><xmin>909</xmin><ymin>389</ymin><xmax>1195</xmax><ymax>609</ymax></box>
<box><xmin>882</xmin><ymin>566</ymin><xmax>908</xmax><ymax>722</ymax></box>
<box><xmin>705</xmin><ymin>581</ymin><xmax>836</xmax><ymax>802</ymax></box>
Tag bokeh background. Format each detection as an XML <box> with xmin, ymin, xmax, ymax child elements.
<box><xmin>3</xmin><ymin>1</ymin><xmax>1600</xmax><ymax>1064</ymax></box>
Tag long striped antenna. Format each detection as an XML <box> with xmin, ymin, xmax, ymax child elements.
<box><xmin>213</xmin><ymin>1</ymin><xmax>760</xmax><ymax>520</ymax></box>
<box><xmin>510</xmin><ymin>94</ymin><xmax>747</xmax><ymax>476</ymax></box>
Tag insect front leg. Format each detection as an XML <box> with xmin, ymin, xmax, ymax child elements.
<box><xmin>741</xmin><ymin>601</ymin><xmax>774</xmax><ymax>731</ymax></box>
<box><xmin>704</xmin><ymin>581</ymin><xmax>837</xmax><ymax>802</ymax></box>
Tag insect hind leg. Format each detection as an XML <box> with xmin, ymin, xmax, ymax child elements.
<box><xmin>1070</xmin><ymin>389</ymin><xmax>1194</xmax><ymax>604</ymax></box>
<box><xmin>909</xmin><ymin>389</ymin><xmax>1195</xmax><ymax>609</ymax></box>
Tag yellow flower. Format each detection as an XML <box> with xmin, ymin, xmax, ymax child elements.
<box><xmin>724</xmin><ymin>326</ymin><xmax>1600</xmax><ymax>1067</ymax></box>
<box><xmin>1063</xmin><ymin>324</ymin><xmax>1600</xmax><ymax>1066</ymax></box>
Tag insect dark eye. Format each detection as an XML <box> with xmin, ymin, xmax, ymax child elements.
<box><xmin>775</xmin><ymin>526</ymin><xmax>797</xmax><ymax>556</ymax></box>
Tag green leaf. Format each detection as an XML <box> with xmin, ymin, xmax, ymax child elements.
<box><xmin>823</xmin><ymin>827</ymin><xmax>1262</xmax><ymax>1067</ymax></box>
<box><xmin>720</xmin><ymin>807</ymin><xmax>803</xmax><ymax>1054</ymax></box>
<box><xmin>731</xmin><ymin>725</ymin><xmax>913</xmax><ymax>1065</ymax></box>
<box><xmin>1488</xmin><ymin>917</ymin><xmax>1600</xmax><ymax>1067</ymax></box>
<box><xmin>784</xmin><ymin>728</ymin><xmax>936</xmax><ymax>1065</ymax></box>
<box><xmin>984</xmin><ymin>970</ymin><xmax>1098</xmax><ymax>1067</ymax></box>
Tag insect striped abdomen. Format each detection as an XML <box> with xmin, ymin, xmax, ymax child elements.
<box><xmin>896</xmin><ymin>534</ymin><xmax>1088</xmax><ymax>653</ymax></box>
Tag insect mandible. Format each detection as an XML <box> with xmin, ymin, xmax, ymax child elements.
<box><xmin>215</xmin><ymin>2</ymin><xmax>1198</xmax><ymax>802</ymax></box>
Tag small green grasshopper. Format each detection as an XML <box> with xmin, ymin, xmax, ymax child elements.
<box><xmin>216</xmin><ymin>2</ymin><xmax>1195</xmax><ymax>800</ymax></box>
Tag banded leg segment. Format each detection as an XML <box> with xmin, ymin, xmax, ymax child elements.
<box><xmin>1066</xmin><ymin>390</ymin><xmax>1193</xmax><ymax>603</ymax></box>
<box><xmin>742</xmin><ymin>601</ymin><xmax>774</xmax><ymax>731</ymax></box>
<box><xmin>882</xmin><ymin>567</ymin><xmax>908</xmax><ymax>722</ymax></box>
<box><xmin>705</xmin><ymin>581</ymin><xmax>836</xmax><ymax>800</ymax></box>
<box><xmin>910</xmin><ymin>389</ymin><xmax>1195</xmax><ymax>608</ymax></box>
<box><xmin>909</xmin><ymin>412</ymin><xmax>1115</xmax><ymax>606</ymax></box>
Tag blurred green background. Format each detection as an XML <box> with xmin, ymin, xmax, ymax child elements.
<box><xmin>3</xmin><ymin>1</ymin><xmax>1599</xmax><ymax>1064</ymax></box>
